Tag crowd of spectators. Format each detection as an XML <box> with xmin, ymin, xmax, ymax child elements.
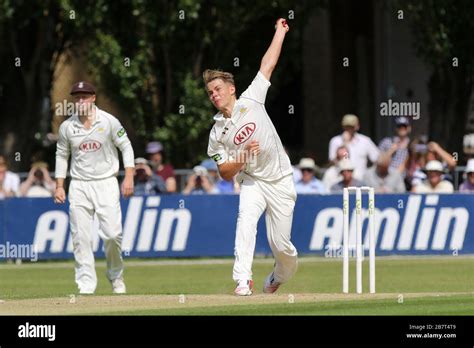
<box><xmin>1</xmin><ymin>115</ymin><xmax>474</xmax><ymax>198</ymax></box>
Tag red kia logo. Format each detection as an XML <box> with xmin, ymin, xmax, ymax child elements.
<box><xmin>79</xmin><ymin>140</ymin><xmax>102</xmax><ymax>152</ymax></box>
<box><xmin>233</xmin><ymin>122</ymin><xmax>256</xmax><ymax>145</ymax></box>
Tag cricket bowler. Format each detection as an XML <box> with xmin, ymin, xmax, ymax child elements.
<box><xmin>205</xmin><ymin>18</ymin><xmax>298</xmax><ymax>296</ymax></box>
<box><xmin>54</xmin><ymin>81</ymin><xmax>135</xmax><ymax>294</ymax></box>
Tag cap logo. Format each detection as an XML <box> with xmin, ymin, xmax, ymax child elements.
<box><xmin>78</xmin><ymin>82</ymin><xmax>84</xmax><ymax>88</ymax></box>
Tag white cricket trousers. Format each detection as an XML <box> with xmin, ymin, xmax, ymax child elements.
<box><xmin>233</xmin><ymin>173</ymin><xmax>298</xmax><ymax>283</ymax></box>
<box><xmin>68</xmin><ymin>176</ymin><xmax>124</xmax><ymax>293</ymax></box>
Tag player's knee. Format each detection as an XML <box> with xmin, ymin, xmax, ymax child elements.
<box><xmin>101</xmin><ymin>232</ymin><xmax>122</xmax><ymax>243</ymax></box>
<box><xmin>273</xmin><ymin>240</ymin><xmax>297</xmax><ymax>256</ymax></box>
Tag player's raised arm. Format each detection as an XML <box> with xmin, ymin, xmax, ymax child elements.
<box><xmin>259</xmin><ymin>18</ymin><xmax>289</xmax><ymax>81</ymax></box>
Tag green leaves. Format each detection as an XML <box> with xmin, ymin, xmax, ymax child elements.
<box><xmin>154</xmin><ymin>73</ymin><xmax>214</xmax><ymax>167</ymax></box>
<box><xmin>0</xmin><ymin>0</ymin><xmax>316</xmax><ymax>168</ymax></box>
<box><xmin>398</xmin><ymin>0</ymin><xmax>474</xmax><ymax>72</ymax></box>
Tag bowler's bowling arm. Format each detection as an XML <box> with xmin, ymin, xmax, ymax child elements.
<box><xmin>259</xmin><ymin>21</ymin><xmax>288</xmax><ymax>81</ymax></box>
<box><xmin>218</xmin><ymin>161</ymin><xmax>245</xmax><ymax>182</ymax></box>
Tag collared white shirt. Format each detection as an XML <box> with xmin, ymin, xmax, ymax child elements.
<box><xmin>328</xmin><ymin>132</ymin><xmax>380</xmax><ymax>181</ymax></box>
<box><xmin>207</xmin><ymin>71</ymin><xmax>292</xmax><ymax>182</ymax></box>
<box><xmin>413</xmin><ymin>180</ymin><xmax>454</xmax><ymax>193</ymax></box>
<box><xmin>0</xmin><ymin>171</ymin><xmax>20</xmax><ymax>198</ymax></box>
<box><xmin>55</xmin><ymin>107</ymin><xmax>135</xmax><ymax>181</ymax></box>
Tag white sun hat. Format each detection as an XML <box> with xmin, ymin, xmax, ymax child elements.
<box><xmin>424</xmin><ymin>160</ymin><xmax>444</xmax><ymax>172</ymax></box>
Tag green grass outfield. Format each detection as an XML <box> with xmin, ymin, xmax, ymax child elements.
<box><xmin>0</xmin><ymin>256</ymin><xmax>472</xmax><ymax>315</ymax></box>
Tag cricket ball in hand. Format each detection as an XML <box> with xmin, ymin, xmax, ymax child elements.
<box><xmin>275</xmin><ymin>18</ymin><xmax>288</xmax><ymax>30</ymax></box>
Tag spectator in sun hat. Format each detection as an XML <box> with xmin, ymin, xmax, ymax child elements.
<box><xmin>146</xmin><ymin>141</ymin><xmax>177</xmax><ymax>193</ymax></box>
<box><xmin>295</xmin><ymin>158</ymin><xmax>326</xmax><ymax>194</ymax></box>
<box><xmin>330</xmin><ymin>158</ymin><xmax>365</xmax><ymax>193</ymax></box>
<box><xmin>459</xmin><ymin>159</ymin><xmax>474</xmax><ymax>193</ymax></box>
<box><xmin>412</xmin><ymin>160</ymin><xmax>453</xmax><ymax>193</ymax></box>
<box><xmin>328</xmin><ymin>114</ymin><xmax>379</xmax><ymax>181</ymax></box>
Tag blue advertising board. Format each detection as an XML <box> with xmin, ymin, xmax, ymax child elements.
<box><xmin>0</xmin><ymin>194</ymin><xmax>472</xmax><ymax>260</ymax></box>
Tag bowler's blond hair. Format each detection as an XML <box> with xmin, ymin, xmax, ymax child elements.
<box><xmin>203</xmin><ymin>69</ymin><xmax>235</xmax><ymax>90</ymax></box>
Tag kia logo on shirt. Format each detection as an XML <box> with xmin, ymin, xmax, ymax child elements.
<box><xmin>79</xmin><ymin>140</ymin><xmax>102</xmax><ymax>152</ymax></box>
<box><xmin>233</xmin><ymin>122</ymin><xmax>256</xmax><ymax>145</ymax></box>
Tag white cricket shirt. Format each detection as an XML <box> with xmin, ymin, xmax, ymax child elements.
<box><xmin>55</xmin><ymin>107</ymin><xmax>135</xmax><ymax>181</ymax></box>
<box><xmin>207</xmin><ymin>71</ymin><xmax>292</xmax><ymax>182</ymax></box>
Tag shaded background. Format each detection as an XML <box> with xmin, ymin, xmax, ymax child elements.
<box><xmin>1</xmin><ymin>0</ymin><xmax>473</xmax><ymax>171</ymax></box>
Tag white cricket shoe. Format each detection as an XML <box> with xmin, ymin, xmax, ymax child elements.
<box><xmin>112</xmin><ymin>278</ymin><xmax>126</xmax><ymax>294</ymax></box>
<box><xmin>263</xmin><ymin>272</ymin><xmax>281</xmax><ymax>294</ymax></box>
<box><xmin>234</xmin><ymin>279</ymin><xmax>254</xmax><ymax>296</ymax></box>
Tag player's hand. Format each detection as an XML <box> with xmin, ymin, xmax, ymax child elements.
<box><xmin>121</xmin><ymin>176</ymin><xmax>134</xmax><ymax>198</ymax></box>
<box><xmin>342</xmin><ymin>131</ymin><xmax>352</xmax><ymax>143</ymax></box>
<box><xmin>54</xmin><ymin>187</ymin><xmax>66</xmax><ymax>204</ymax></box>
<box><xmin>26</xmin><ymin>166</ymin><xmax>37</xmax><ymax>182</ymax></box>
<box><xmin>428</xmin><ymin>141</ymin><xmax>440</xmax><ymax>153</ymax></box>
<box><xmin>390</xmin><ymin>142</ymin><xmax>399</xmax><ymax>152</ymax></box>
<box><xmin>41</xmin><ymin>166</ymin><xmax>52</xmax><ymax>180</ymax></box>
<box><xmin>186</xmin><ymin>174</ymin><xmax>197</xmax><ymax>188</ymax></box>
<box><xmin>200</xmin><ymin>175</ymin><xmax>213</xmax><ymax>192</ymax></box>
<box><xmin>275</xmin><ymin>18</ymin><xmax>289</xmax><ymax>32</ymax></box>
<box><xmin>244</xmin><ymin>140</ymin><xmax>260</xmax><ymax>159</ymax></box>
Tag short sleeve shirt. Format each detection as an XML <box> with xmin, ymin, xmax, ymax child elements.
<box><xmin>207</xmin><ymin>71</ymin><xmax>292</xmax><ymax>181</ymax></box>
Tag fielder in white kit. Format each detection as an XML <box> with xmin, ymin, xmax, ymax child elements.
<box><xmin>205</xmin><ymin>19</ymin><xmax>298</xmax><ymax>296</ymax></box>
<box><xmin>54</xmin><ymin>81</ymin><xmax>135</xmax><ymax>294</ymax></box>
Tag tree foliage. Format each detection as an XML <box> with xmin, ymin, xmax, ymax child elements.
<box><xmin>59</xmin><ymin>0</ymin><xmax>317</xmax><ymax>167</ymax></box>
<box><xmin>397</xmin><ymin>0</ymin><xmax>474</xmax><ymax>152</ymax></box>
<box><xmin>1</xmin><ymin>0</ymin><xmax>317</xmax><ymax>169</ymax></box>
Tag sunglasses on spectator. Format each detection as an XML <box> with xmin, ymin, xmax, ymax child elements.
<box><xmin>301</xmin><ymin>168</ymin><xmax>314</xmax><ymax>172</ymax></box>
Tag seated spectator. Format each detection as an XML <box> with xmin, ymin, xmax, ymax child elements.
<box><xmin>328</xmin><ymin>114</ymin><xmax>379</xmax><ymax>181</ymax></box>
<box><xmin>0</xmin><ymin>155</ymin><xmax>20</xmax><ymax>199</ymax></box>
<box><xmin>146</xmin><ymin>141</ymin><xmax>177</xmax><ymax>193</ymax></box>
<box><xmin>330</xmin><ymin>159</ymin><xmax>365</xmax><ymax>193</ymax></box>
<box><xmin>133</xmin><ymin>158</ymin><xmax>167</xmax><ymax>195</ymax></box>
<box><xmin>19</xmin><ymin>161</ymin><xmax>55</xmax><ymax>197</ymax></box>
<box><xmin>459</xmin><ymin>159</ymin><xmax>474</xmax><ymax>193</ymax></box>
<box><xmin>295</xmin><ymin>158</ymin><xmax>326</xmax><ymax>194</ymax></box>
<box><xmin>322</xmin><ymin>145</ymin><xmax>349</xmax><ymax>191</ymax></box>
<box><xmin>407</xmin><ymin>138</ymin><xmax>456</xmax><ymax>190</ymax></box>
<box><xmin>183</xmin><ymin>165</ymin><xmax>219</xmax><ymax>195</ymax></box>
<box><xmin>363</xmin><ymin>155</ymin><xmax>406</xmax><ymax>193</ymax></box>
<box><xmin>378</xmin><ymin>117</ymin><xmax>411</xmax><ymax>175</ymax></box>
<box><xmin>200</xmin><ymin>159</ymin><xmax>236</xmax><ymax>194</ymax></box>
<box><xmin>412</xmin><ymin>160</ymin><xmax>454</xmax><ymax>193</ymax></box>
